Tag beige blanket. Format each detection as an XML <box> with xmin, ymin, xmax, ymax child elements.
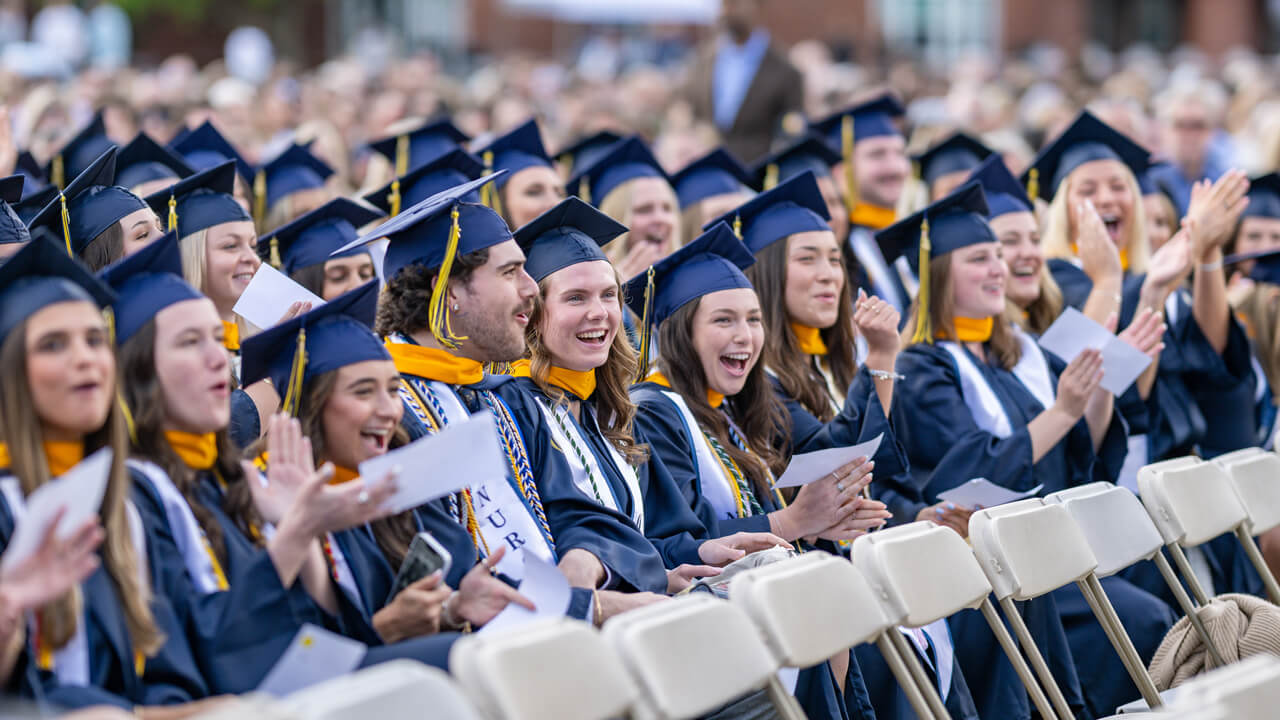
<box><xmin>1148</xmin><ymin>593</ymin><xmax>1280</xmax><ymax>689</ymax></box>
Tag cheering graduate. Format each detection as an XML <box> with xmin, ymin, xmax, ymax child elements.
<box><xmin>509</xmin><ymin>198</ymin><xmax>785</xmax><ymax>589</ymax></box>
<box><xmin>810</xmin><ymin>93</ymin><xmax>913</xmax><ymax>311</ymax></box>
<box><xmin>166</xmin><ymin>121</ymin><xmax>256</xmax><ymax>212</ymax></box>
<box><xmin>0</xmin><ymin>174</ymin><xmax>31</xmax><ymax>261</ymax></box>
<box><xmin>1140</xmin><ymin>164</ymin><xmax>1181</xmax><ymax>254</ymax></box>
<box><xmin>626</xmin><ymin>225</ymin><xmax>891</xmax><ymax>720</ymax></box>
<box><xmin>257</xmin><ymin>198</ymin><xmax>381</xmax><ymax>301</ymax></box>
<box><xmin>472</xmin><ymin>119</ymin><xmax>565</xmax><ymax>229</ymax></box>
<box><xmin>912</xmin><ymin>132</ymin><xmax>994</xmax><ymax>203</ymax></box>
<box><xmin>569</xmin><ymin>137</ymin><xmax>683</xmax><ymax>282</ymax></box>
<box><xmin>750</xmin><ymin>136</ymin><xmax>849</xmax><ymax>243</ymax></box>
<box><xmin>27</xmin><ymin>148</ymin><xmax>166</xmax><ymax>271</ymax></box>
<box><xmin>240</xmin><ymin>282</ymin><xmax>532</xmax><ymax>643</ymax></box>
<box><xmin>345</xmin><ymin>174</ymin><xmax>668</xmax><ymax>622</ymax></box>
<box><xmin>115</xmin><ymin>133</ymin><xmax>195</xmax><ymax>199</ymax></box>
<box><xmin>0</xmin><ymin>238</ymin><xmax>216</xmax><ymax>713</ymax></box>
<box><xmin>1229</xmin><ymin>176</ymin><xmax>1280</xmax><ymax>445</ymax></box>
<box><xmin>364</xmin><ymin>148</ymin><xmax>485</xmax><ymax>220</ymax></box>
<box><xmin>257</xmin><ymin>143</ymin><xmax>336</xmax><ymax>235</ymax></box>
<box><xmin>671</xmin><ymin>147</ymin><xmax>756</xmax><ymax>247</ymax></box>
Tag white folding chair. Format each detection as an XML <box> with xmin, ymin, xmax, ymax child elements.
<box><xmin>970</xmin><ymin>497</ymin><xmax>1164</xmax><ymax>713</ymax></box>
<box><xmin>1138</xmin><ymin>456</ymin><xmax>1280</xmax><ymax>605</ymax></box>
<box><xmin>729</xmin><ymin>552</ymin><xmax>936</xmax><ymax>719</ymax></box>
<box><xmin>1212</xmin><ymin>448</ymin><xmax>1280</xmax><ymax>603</ymax></box>
<box><xmin>191</xmin><ymin>694</ymin><xmax>300</xmax><ymax>720</ymax></box>
<box><xmin>1166</xmin><ymin>654</ymin><xmax>1280</xmax><ymax>720</ymax></box>
<box><xmin>450</xmin><ymin>617</ymin><xmax>638</xmax><ymax>720</ymax></box>
<box><xmin>602</xmin><ymin>593</ymin><xmax>802</xmax><ymax>720</ymax></box>
<box><xmin>283</xmin><ymin>659</ymin><xmax>481</xmax><ymax>720</ymax></box>
<box><xmin>1046</xmin><ymin>482</ymin><xmax>1227</xmax><ymax>668</ymax></box>
<box><xmin>851</xmin><ymin>521</ymin><xmax>1060</xmax><ymax>720</ymax></box>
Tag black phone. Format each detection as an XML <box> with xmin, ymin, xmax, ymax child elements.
<box><xmin>386</xmin><ymin>532</ymin><xmax>453</xmax><ymax>603</ymax></box>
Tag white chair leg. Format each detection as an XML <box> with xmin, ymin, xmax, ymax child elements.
<box><xmin>1233</xmin><ymin>525</ymin><xmax>1280</xmax><ymax>605</ymax></box>
<box><xmin>979</xmin><ymin>598</ymin><xmax>1059</xmax><ymax>720</ymax></box>
<box><xmin>998</xmin><ymin>596</ymin><xmax>1074</xmax><ymax>720</ymax></box>
<box><xmin>1152</xmin><ymin>550</ymin><xmax>1227</xmax><ymax>667</ymax></box>
<box><xmin>1166</xmin><ymin>543</ymin><xmax>1213</xmax><ymax>606</ymax></box>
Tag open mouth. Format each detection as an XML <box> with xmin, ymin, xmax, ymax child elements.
<box><xmin>514</xmin><ymin>311</ymin><xmax>529</xmax><ymax>326</ymax></box>
<box><xmin>1101</xmin><ymin>214</ymin><xmax>1122</xmax><ymax>241</ymax></box>
<box><xmin>1010</xmin><ymin>263</ymin><xmax>1039</xmax><ymax>279</ymax></box>
<box><xmin>70</xmin><ymin>381</ymin><xmax>101</xmax><ymax>395</ymax></box>
<box><xmin>814</xmin><ymin>293</ymin><xmax>837</xmax><ymax>303</ymax></box>
<box><xmin>209</xmin><ymin>380</ymin><xmax>230</xmax><ymax>397</ymax></box>
<box><xmin>360</xmin><ymin>427</ymin><xmax>391</xmax><ymax>454</ymax></box>
<box><xmin>576</xmin><ymin>329</ymin><xmax>609</xmax><ymax>347</ymax></box>
<box><xmin>981</xmin><ymin>282</ymin><xmax>1004</xmax><ymax>296</ymax></box>
<box><xmin>640</xmin><ymin>232</ymin><xmax>666</xmax><ymax>246</ymax></box>
<box><xmin>719</xmin><ymin>351</ymin><xmax>751</xmax><ymax>377</ymax></box>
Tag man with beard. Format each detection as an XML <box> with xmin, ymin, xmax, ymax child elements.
<box><xmin>811</xmin><ymin>93</ymin><xmax>914</xmax><ymax>315</ymax></box>
<box><xmin>338</xmin><ymin>173</ymin><xmax>669</xmax><ymax>628</ymax></box>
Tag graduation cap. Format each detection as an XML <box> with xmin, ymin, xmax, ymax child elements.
<box><xmin>144</xmin><ymin>160</ymin><xmax>252</xmax><ymax>238</ymax></box>
<box><xmin>258</xmin><ymin>197</ymin><xmax>382</xmax><ymax>275</ymax></box>
<box><xmin>749</xmin><ymin>135</ymin><xmax>840</xmax><ymax>191</ymax></box>
<box><xmin>0</xmin><ymin>235</ymin><xmax>116</xmax><ymax>345</ymax></box>
<box><xmin>13</xmin><ymin>184</ymin><xmax>58</xmax><ymax>226</ymax></box>
<box><xmin>809</xmin><ymin>92</ymin><xmax>906</xmax><ymax>216</ymax></box>
<box><xmin>472</xmin><ymin>119</ymin><xmax>555</xmax><ymax>192</ymax></box>
<box><xmin>363</xmin><ymin>148</ymin><xmax>484</xmax><ymax>218</ymax></box>
<box><xmin>335</xmin><ymin>172</ymin><xmax>509</xmax><ymax>349</ymax></box>
<box><xmin>98</xmin><ymin>232</ymin><xmax>201</xmax><ymax>344</ymax></box>
<box><xmin>240</xmin><ymin>280</ymin><xmax>388</xmax><ymax>415</ymax></box>
<box><xmin>514</xmin><ymin>197</ymin><xmax>627</xmax><ymax>282</ymax></box>
<box><xmin>28</xmin><ymin>147</ymin><xmax>150</xmax><ymax>258</ymax></box>
<box><xmin>623</xmin><ymin>222</ymin><xmax>755</xmax><ymax>377</ymax></box>
<box><xmin>15</xmin><ymin>151</ymin><xmax>48</xmax><ymax>196</ymax></box>
<box><xmin>704</xmin><ymin>171</ymin><xmax>830</xmax><ymax>255</ymax></box>
<box><xmin>567</xmin><ymin>136</ymin><xmax>668</xmax><ymax>206</ymax></box>
<box><xmin>45</xmin><ymin>111</ymin><xmax>114</xmax><ymax>189</ymax></box>
<box><xmin>913</xmin><ymin>132</ymin><xmax>993</xmax><ymax>187</ymax></box>
<box><xmin>671</xmin><ymin>148</ymin><xmax>754</xmax><ymax>209</ymax></box>
<box><xmin>1242</xmin><ymin>173</ymin><xmax>1280</xmax><ymax>220</ymax></box>
<box><xmin>168</xmin><ymin>120</ymin><xmax>256</xmax><ymax>183</ymax></box>
<box><xmin>369</xmin><ymin>118</ymin><xmax>470</xmax><ymax>176</ymax></box>
<box><xmin>116</xmin><ymin>133</ymin><xmax>195</xmax><ymax>191</ymax></box>
<box><xmin>1021</xmin><ymin>110</ymin><xmax>1151</xmax><ymax>203</ymax></box>
<box><xmin>0</xmin><ymin>175</ymin><xmax>29</xmax><ymax>246</ymax></box>
<box><xmin>554</xmin><ymin>130</ymin><xmax>624</xmax><ymax>179</ymax></box>
<box><xmin>965</xmin><ymin>155</ymin><xmax>1033</xmax><ymax>219</ymax></box>
<box><xmin>260</xmin><ymin>143</ymin><xmax>334</xmax><ymax>211</ymax></box>
<box><xmin>875</xmin><ymin>181</ymin><xmax>994</xmax><ymax>344</ymax></box>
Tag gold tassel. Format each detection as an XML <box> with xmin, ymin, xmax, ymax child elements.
<box><xmin>427</xmin><ymin>206</ymin><xmax>469</xmax><ymax>349</ymax></box>
<box><xmin>910</xmin><ymin>218</ymin><xmax>932</xmax><ymax>345</ymax></box>
<box><xmin>268</xmin><ymin>237</ymin><xmax>282</xmax><ymax>269</ymax></box>
<box><xmin>388</xmin><ymin>178</ymin><xmax>402</xmax><ymax>218</ymax></box>
<box><xmin>634</xmin><ymin>266</ymin><xmax>656</xmax><ymax>382</ymax></box>
<box><xmin>578</xmin><ymin>177</ymin><xmax>590</xmax><ymax>205</ymax></box>
<box><xmin>52</xmin><ymin>154</ymin><xmax>65</xmax><ymax>190</ymax></box>
<box><xmin>394</xmin><ymin>134</ymin><xmax>409</xmax><ymax>177</ymax></box>
<box><xmin>58</xmin><ymin>192</ymin><xmax>72</xmax><ymax>256</ymax></box>
<box><xmin>167</xmin><ymin>194</ymin><xmax>178</xmax><ymax>232</ymax></box>
<box><xmin>1026</xmin><ymin>167</ymin><xmax>1039</xmax><ymax>202</ymax></box>
<box><xmin>732</xmin><ymin>214</ymin><xmax>742</xmax><ymax>240</ymax></box>
<box><xmin>103</xmin><ymin>309</ymin><xmax>137</xmax><ymax>443</ymax></box>
<box><xmin>480</xmin><ymin>151</ymin><xmax>496</xmax><ymax>209</ymax></box>
<box><xmin>281</xmin><ymin>328</ymin><xmax>307</xmax><ymax>416</ymax></box>
<box><xmin>763</xmin><ymin>163</ymin><xmax>779</xmax><ymax>191</ymax></box>
<box><xmin>556</xmin><ymin>154</ymin><xmax>572</xmax><ymax>181</ymax></box>
<box><xmin>253</xmin><ymin>169</ymin><xmax>266</xmax><ymax>230</ymax></box>
<box><xmin>841</xmin><ymin>115</ymin><xmax>857</xmax><ymax>218</ymax></box>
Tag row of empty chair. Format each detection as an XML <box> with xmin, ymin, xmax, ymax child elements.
<box><xmin>193</xmin><ymin>450</ymin><xmax>1280</xmax><ymax>720</ymax></box>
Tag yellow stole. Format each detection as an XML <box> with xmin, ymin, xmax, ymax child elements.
<box><xmin>165</xmin><ymin>432</ymin><xmax>218</xmax><ymax>470</ymax></box>
<box><xmin>0</xmin><ymin>441</ymin><xmax>85</xmax><ymax>476</ymax></box>
<box><xmin>1070</xmin><ymin>242</ymin><xmax>1130</xmax><ymax>272</ymax></box>
<box><xmin>222</xmin><ymin>321</ymin><xmax>240</xmax><ymax>352</ymax></box>
<box><xmin>937</xmin><ymin>316</ymin><xmax>995</xmax><ymax>343</ymax></box>
<box><xmin>790</xmin><ymin>323</ymin><xmax>829</xmax><ymax>355</ymax></box>
<box><xmin>508</xmin><ymin>359</ymin><xmax>598</xmax><ymax>400</ymax></box>
<box><xmin>849</xmin><ymin>203</ymin><xmax>896</xmax><ymax>231</ymax></box>
<box><xmin>385</xmin><ymin>341</ymin><xmax>484</xmax><ymax>386</ymax></box>
<box><xmin>647</xmin><ymin>371</ymin><xmax>724</xmax><ymax>409</ymax></box>
<box><xmin>254</xmin><ymin>452</ymin><xmax>359</xmax><ymax>486</ymax></box>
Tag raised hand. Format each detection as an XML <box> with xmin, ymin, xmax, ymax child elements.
<box><xmin>615</xmin><ymin>241</ymin><xmax>667</xmax><ymax>285</ymax></box>
<box><xmin>1185</xmin><ymin>170</ymin><xmax>1250</xmax><ymax>257</ymax></box>
<box><xmin>1053</xmin><ymin>348</ymin><xmax>1104</xmax><ymax>419</ymax></box>
<box><xmin>1075</xmin><ymin>200</ymin><xmax>1123</xmax><ymax>284</ymax></box>
<box><xmin>1143</xmin><ymin>227</ymin><xmax>1193</xmax><ymax>299</ymax></box>
<box><xmin>0</xmin><ymin>510</ymin><xmax>103</xmax><ymax>612</ymax></box>
<box><xmin>853</xmin><ymin>289</ymin><xmax>901</xmax><ymax>359</ymax></box>
<box><xmin>1116</xmin><ymin>307</ymin><xmax>1166</xmax><ymax>360</ymax></box>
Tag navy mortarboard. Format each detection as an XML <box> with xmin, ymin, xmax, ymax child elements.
<box><xmin>671</xmin><ymin>148</ymin><xmax>754</xmax><ymax>209</ymax></box>
<box><xmin>706</xmin><ymin>171</ymin><xmax>830</xmax><ymax>254</ymax></box>
<box><xmin>912</xmin><ymin>132</ymin><xmax>993</xmax><ymax>194</ymax></box>
<box><xmin>168</xmin><ymin>120</ymin><xmax>257</xmax><ymax>183</ymax></box>
<box><xmin>1241</xmin><ymin>173</ymin><xmax>1280</xmax><ymax>221</ymax></box>
<box><xmin>144</xmin><ymin>160</ymin><xmax>252</xmax><ymax>238</ymax></box>
<box><xmin>0</xmin><ymin>175</ymin><xmax>29</xmax><ymax>247</ymax></box>
<box><xmin>554</xmin><ymin>130</ymin><xmax>623</xmax><ymax>179</ymax></box>
<box><xmin>514</xmin><ymin>197</ymin><xmax>627</xmax><ymax>282</ymax></box>
<box><xmin>750</xmin><ymin>135</ymin><xmax>841</xmax><ymax>191</ymax></box>
<box><xmin>567</xmin><ymin>136</ymin><xmax>668</xmax><ymax>205</ymax></box>
<box><xmin>966</xmin><ymin>154</ymin><xmax>1033</xmax><ymax>219</ymax></box>
<box><xmin>0</xmin><ymin>235</ymin><xmax>117</xmax><ymax>344</ymax></box>
<box><xmin>116</xmin><ymin>133</ymin><xmax>195</xmax><ymax>194</ymax></box>
<box><xmin>875</xmin><ymin>181</ymin><xmax>993</xmax><ymax>343</ymax></box>
<box><xmin>363</xmin><ymin>148</ymin><xmax>484</xmax><ymax>218</ymax></box>
<box><xmin>369</xmin><ymin>118</ymin><xmax>470</xmax><ymax>177</ymax></box>
<box><xmin>258</xmin><ymin>197</ymin><xmax>382</xmax><ymax>275</ymax></box>
<box><xmin>45</xmin><ymin>111</ymin><xmax>113</xmax><ymax>189</ymax></box>
<box><xmin>1021</xmin><ymin>110</ymin><xmax>1151</xmax><ymax>203</ymax></box>
<box><xmin>98</xmin><ymin>232</ymin><xmax>201</xmax><ymax>343</ymax></box>
<box><xmin>28</xmin><ymin>147</ymin><xmax>151</xmax><ymax>258</ymax></box>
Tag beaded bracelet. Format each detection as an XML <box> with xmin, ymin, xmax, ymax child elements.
<box><xmin>868</xmin><ymin>369</ymin><xmax>904</xmax><ymax>381</ymax></box>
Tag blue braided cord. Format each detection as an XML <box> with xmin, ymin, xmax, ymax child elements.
<box><xmin>481</xmin><ymin>390</ymin><xmax>556</xmax><ymax>549</ymax></box>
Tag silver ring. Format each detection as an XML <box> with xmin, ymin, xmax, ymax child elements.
<box><xmin>836</xmin><ymin>482</ymin><xmax>845</xmax><ymax>491</ymax></box>
<box><xmin>357</xmin><ymin>490</ymin><xmax>370</xmax><ymax>505</ymax></box>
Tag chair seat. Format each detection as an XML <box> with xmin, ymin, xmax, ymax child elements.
<box><xmin>851</xmin><ymin>521</ymin><xmax>992</xmax><ymax>627</ymax></box>
<box><xmin>284</xmin><ymin>660</ymin><xmax>480</xmax><ymax>720</ymax></box>
<box><xmin>1138</xmin><ymin>457</ymin><xmax>1248</xmax><ymax>547</ymax></box>
<box><xmin>1046</xmin><ymin>483</ymin><xmax>1163</xmax><ymax>578</ymax></box>
<box><xmin>1213</xmin><ymin>450</ymin><xmax>1280</xmax><ymax>536</ymax></box>
<box><xmin>969</xmin><ymin>498</ymin><xmax>1098</xmax><ymax>600</ymax></box>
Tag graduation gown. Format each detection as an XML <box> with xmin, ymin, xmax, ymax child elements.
<box><xmin>630</xmin><ymin>382</ymin><xmax>877</xmax><ymax>720</ymax></box>
<box><xmin>0</xmin><ymin>472</ymin><xmax>207</xmax><ymax>711</ymax></box>
<box><xmin>847</xmin><ymin>225</ymin><xmax>912</xmax><ymax>315</ymax></box>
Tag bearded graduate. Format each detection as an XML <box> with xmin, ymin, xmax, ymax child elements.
<box><xmin>342</xmin><ymin>173</ymin><xmax>669</xmax><ymax>625</ymax></box>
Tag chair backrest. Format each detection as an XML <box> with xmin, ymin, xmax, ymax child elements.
<box><xmin>450</xmin><ymin>617</ymin><xmax>638</xmax><ymax>720</ymax></box>
<box><xmin>191</xmin><ymin>695</ymin><xmax>300</xmax><ymax>720</ymax></box>
<box><xmin>602</xmin><ymin>594</ymin><xmax>778</xmax><ymax>720</ymax></box>
<box><xmin>1169</xmin><ymin>654</ymin><xmax>1280</xmax><ymax>720</ymax></box>
<box><xmin>283</xmin><ymin>660</ymin><xmax>480</xmax><ymax>720</ymax></box>
<box><xmin>969</xmin><ymin>498</ymin><xmax>1099</xmax><ymax>600</ymax></box>
<box><xmin>730</xmin><ymin>552</ymin><xmax>892</xmax><ymax>668</ymax></box>
<box><xmin>1045</xmin><ymin>482</ymin><xmax>1164</xmax><ymax>577</ymax></box>
<box><xmin>850</xmin><ymin>520</ymin><xmax>992</xmax><ymax>627</ymax></box>
<box><xmin>1213</xmin><ymin>450</ymin><xmax>1280</xmax><ymax>536</ymax></box>
<box><xmin>1137</xmin><ymin>456</ymin><xmax>1248</xmax><ymax>547</ymax></box>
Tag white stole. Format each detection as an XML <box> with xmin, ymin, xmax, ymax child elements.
<box><xmin>127</xmin><ymin>459</ymin><xmax>223</xmax><ymax>594</ymax></box>
<box><xmin>849</xmin><ymin>228</ymin><xmax>906</xmax><ymax>313</ymax></box>
<box><xmin>533</xmin><ymin>397</ymin><xmax>645</xmax><ymax>532</ymax></box>
<box><xmin>657</xmin><ymin>390</ymin><xmax>741</xmax><ymax>521</ymax></box>
<box><xmin>938</xmin><ymin>331</ymin><xmax>1054</xmax><ymax>439</ymax></box>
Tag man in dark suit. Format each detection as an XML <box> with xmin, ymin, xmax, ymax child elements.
<box><xmin>684</xmin><ymin>0</ymin><xmax>804</xmax><ymax>166</ymax></box>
